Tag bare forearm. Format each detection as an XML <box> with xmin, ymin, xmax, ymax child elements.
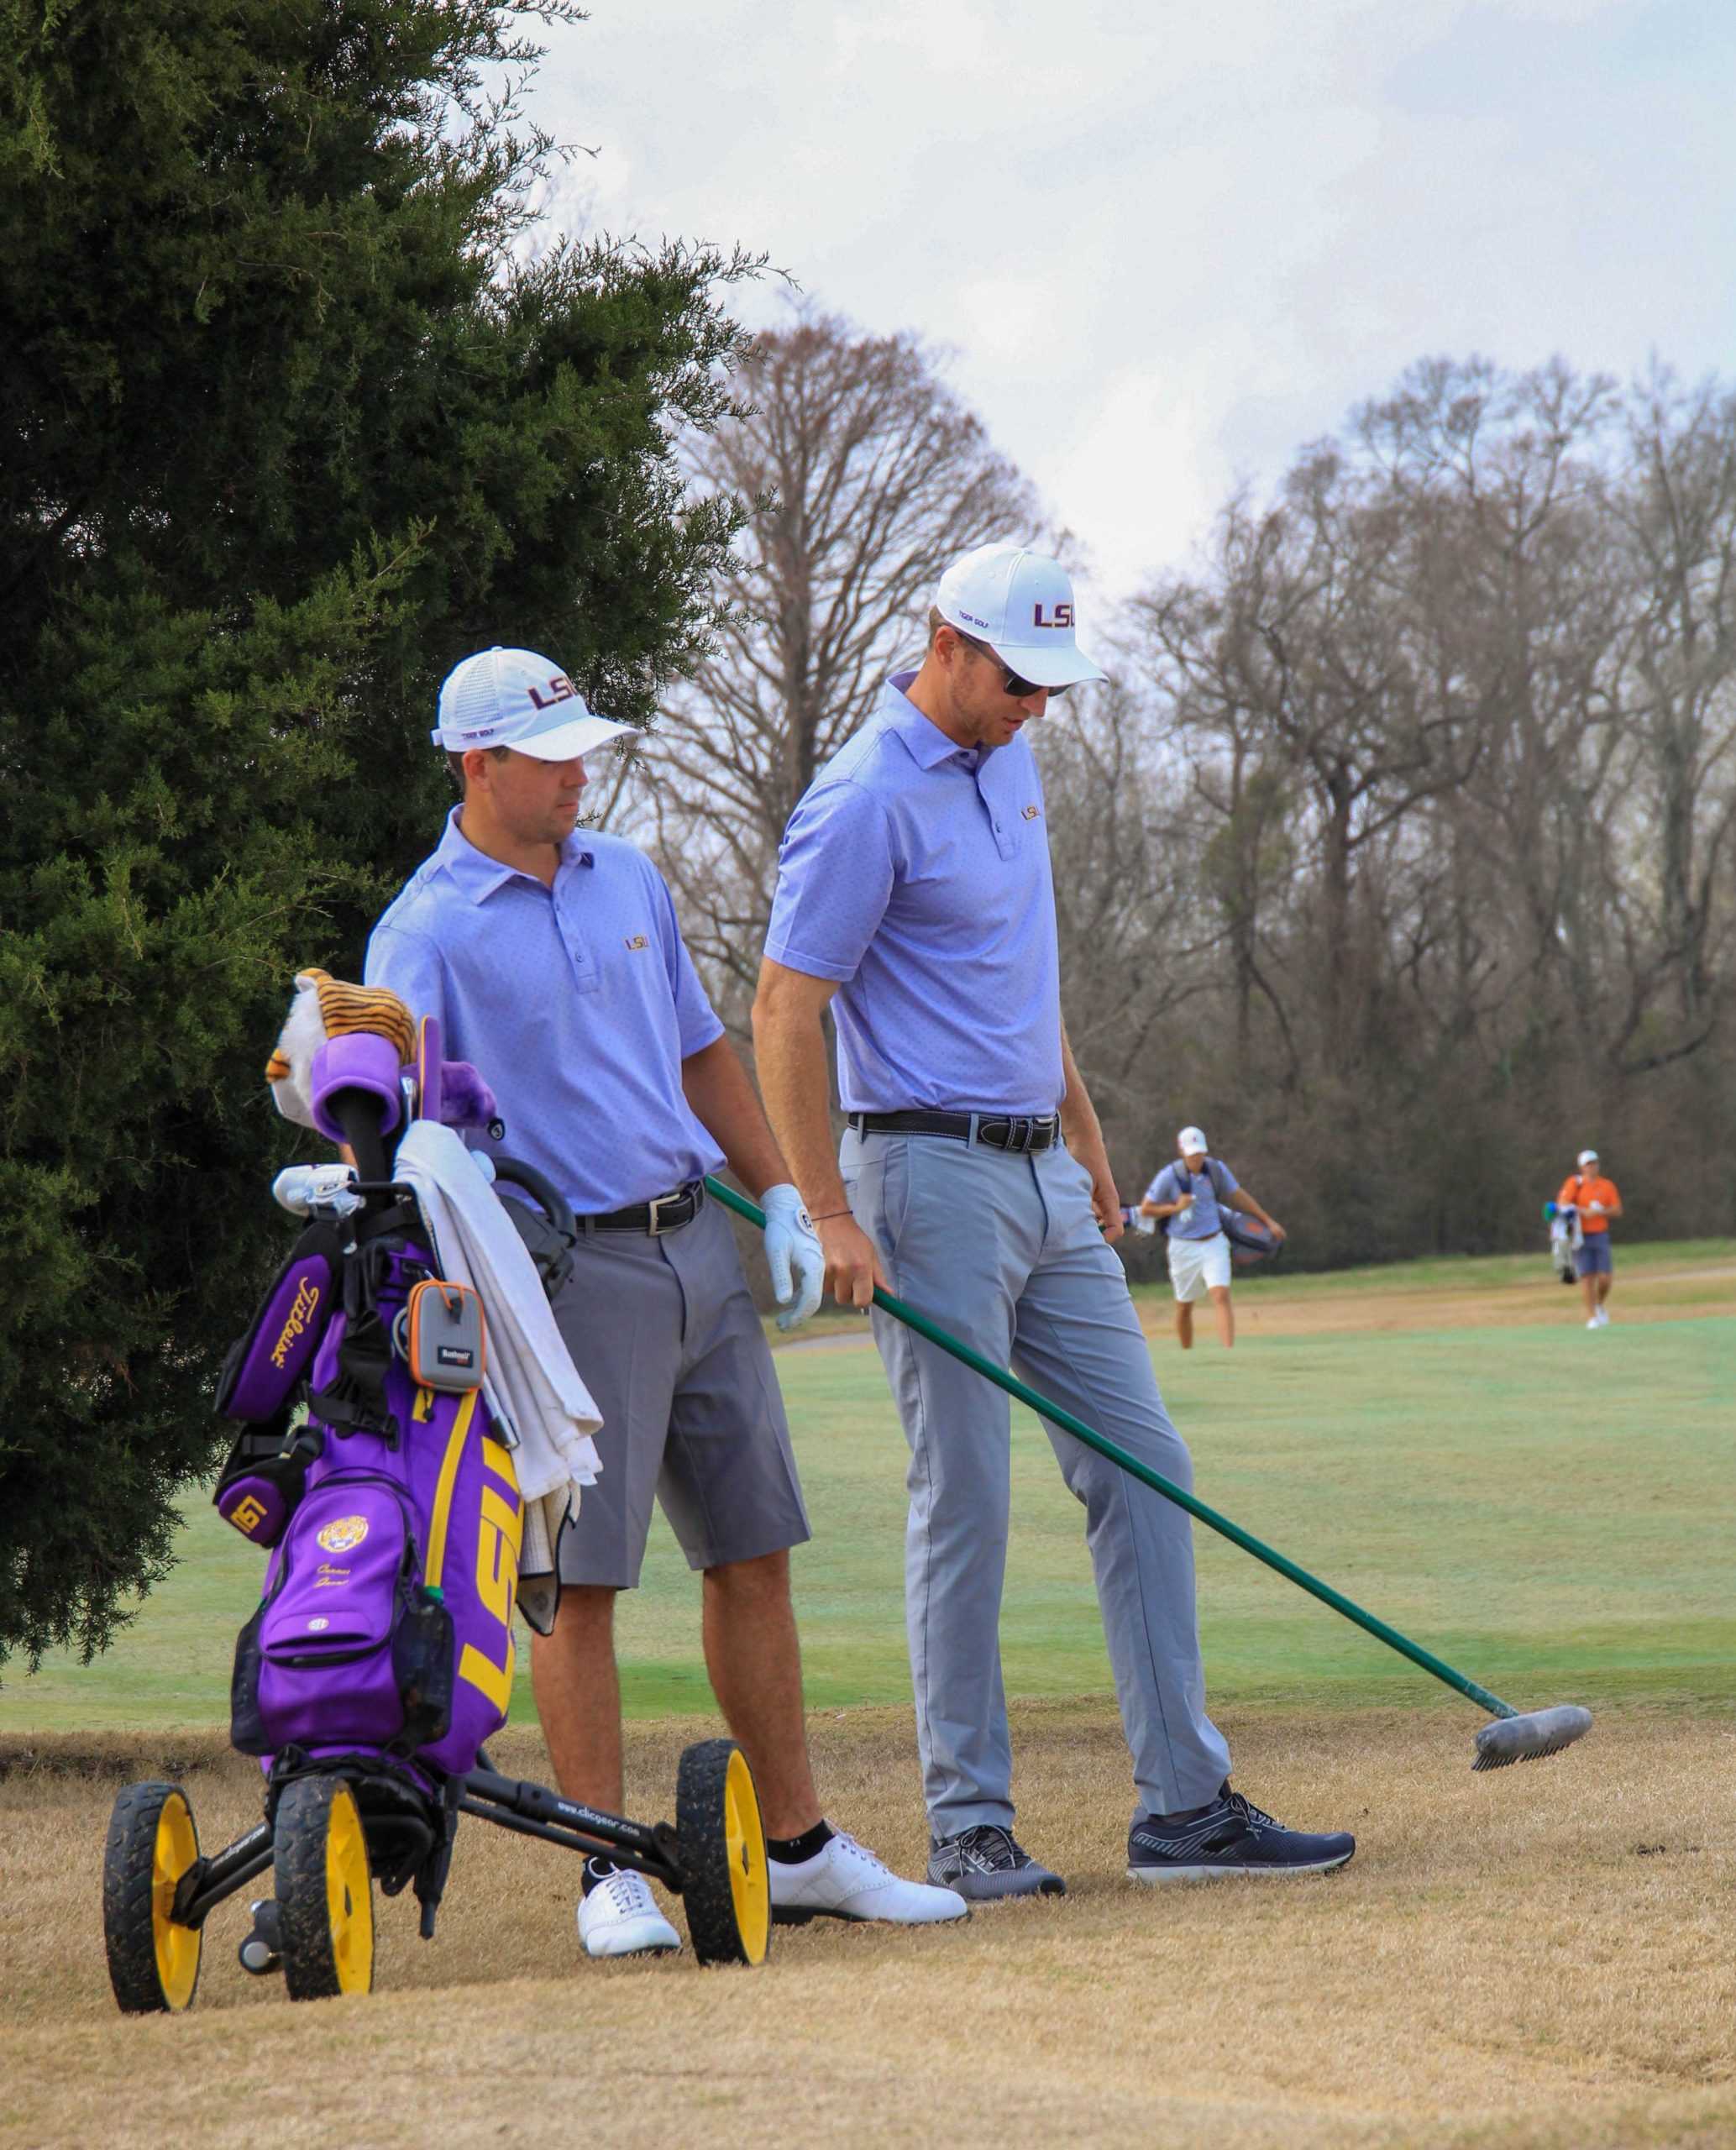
<box><xmin>1057</xmin><ymin>1025</ymin><xmax>1105</xmax><ymax>1154</ymax></box>
<box><xmin>753</xmin><ymin>960</ymin><xmax>885</xmax><ymax>1307</ymax></box>
<box><xmin>752</xmin><ymin>993</ymin><xmax>847</xmax><ymax>1217</ymax></box>
<box><xmin>1057</xmin><ymin>1020</ymin><xmax>1122</xmax><ymax>1238</ymax></box>
<box><xmin>679</xmin><ymin>1036</ymin><xmax>788</xmax><ymax>1200</ymax></box>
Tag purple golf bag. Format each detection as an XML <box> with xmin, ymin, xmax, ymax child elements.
<box><xmin>211</xmin><ymin>1018</ymin><xmax>572</xmax><ymax>1903</ymax></box>
<box><xmin>97</xmin><ymin>998</ymin><xmax>769</xmax><ymax>2010</ymax></box>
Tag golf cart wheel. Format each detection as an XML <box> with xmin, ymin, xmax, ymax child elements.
<box><xmin>102</xmin><ymin>1780</ymin><xmax>203</xmax><ymax>2014</ymax></box>
<box><xmin>274</xmin><ymin>1775</ymin><xmax>375</xmax><ymax>2001</ymax></box>
<box><xmin>675</xmin><ymin>1738</ymin><xmax>769</xmax><ymax>1967</ymax></box>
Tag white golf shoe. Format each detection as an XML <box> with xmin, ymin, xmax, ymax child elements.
<box><xmin>577</xmin><ymin>1865</ymin><xmax>682</xmax><ymax>1959</ymax></box>
<box><xmin>768</xmin><ymin>1828</ymin><xmax>968</xmax><ymax>1927</ymax></box>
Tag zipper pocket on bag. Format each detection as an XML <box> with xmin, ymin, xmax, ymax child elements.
<box><xmin>258</xmin><ymin>1472</ymin><xmax>419</xmax><ymax>1665</ymax></box>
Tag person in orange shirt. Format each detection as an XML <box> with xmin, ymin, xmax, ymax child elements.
<box><xmin>1556</xmin><ymin>1147</ymin><xmax>1623</xmax><ymax>1329</ymax></box>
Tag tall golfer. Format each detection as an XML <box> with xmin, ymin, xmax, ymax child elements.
<box><xmin>754</xmin><ymin>548</ymin><xmax>1354</xmax><ymax>1893</ymax></box>
<box><xmin>367</xmin><ymin>646</ymin><xmax>966</xmax><ymax>1956</ymax></box>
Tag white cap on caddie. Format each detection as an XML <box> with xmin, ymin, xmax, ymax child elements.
<box><xmin>1177</xmin><ymin>1125</ymin><xmax>1209</xmax><ymax>1155</ymax></box>
<box><xmin>935</xmin><ymin>543</ymin><xmax>1107</xmax><ymax>690</ymax></box>
<box><xmin>1577</xmin><ymin>1147</ymin><xmax>1599</xmax><ymax>1166</ymax></box>
<box><xmin>431</xmin><ymin>646</ymin><xmax>634</xmax><ymax>763</ymax></box>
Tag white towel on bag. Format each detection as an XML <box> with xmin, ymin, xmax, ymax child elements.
<box><xmin>392</xmin><ymin>1120</ymin><xmax>600</xmax><ymax>1631</ymax></box>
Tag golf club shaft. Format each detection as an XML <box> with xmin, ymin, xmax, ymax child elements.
<box><xmin>707</xmin><ymin>1176</ymin><xmax>1518</xmax><ymax>1723</ymax></box>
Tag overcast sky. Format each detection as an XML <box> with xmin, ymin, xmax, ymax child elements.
<box><xmin>527</xmin><ymin>0</ymin><xmax>1736</xmax><ymax>615</ymax></box>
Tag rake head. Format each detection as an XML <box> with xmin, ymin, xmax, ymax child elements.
<box><xmin>1472</xmin><ymin>1704</ymin><xmax>1593</xmax><ymax>1771</ymax></box>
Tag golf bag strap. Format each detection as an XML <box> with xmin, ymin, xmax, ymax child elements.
<box><xmin>307</xmin><ymin>1237</ymin><xmax>399</xmax><ymax>1442</ymax></box>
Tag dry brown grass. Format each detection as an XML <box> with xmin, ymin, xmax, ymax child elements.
<box><xmin>4</xmin><ymin>1702</ymin><xmax>1733</xmax><ymax>2148</ymax></box>
<box><xmin>1224</xmin><ymin>1266</ymin><xmax>1736</xmax><ymax>1340</ymax></box>
<box><xmin>777</xmin><ymin>1257</ymin><xmax>1736</xmax><ymax>1356</ymax></box>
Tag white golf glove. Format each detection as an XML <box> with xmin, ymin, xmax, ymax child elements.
<box><xmin>1587</xmin><ymin>1200</ymin><xmax>1605</xmax><ymax>1214</ymax></box>
<box><xmin>762</xmin><ymin>1182</ymin><xmax>825</xmax><ymax>1331</ymax></box>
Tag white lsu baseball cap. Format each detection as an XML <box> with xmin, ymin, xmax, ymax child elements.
<box><xmin>1577</xmin><ymin>1148</ymin><xmax>1599</xmax><ymax>1166</ymax></box>
<box><xmin>432</xmin><ymin>646</ymin><xmax>635</xmax><ymax>763</ymax></box>
<box><xmin>1177</xmin><ymin>1125</ymin><xmax>1209</xmax><ymax>1155</ymax></box>
<box><xmin>935</xmin><ymin>543</ymin><xmax>1107</xmax><ymax>690</ymax></box>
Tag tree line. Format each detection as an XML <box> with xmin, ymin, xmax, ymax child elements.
<box><xmin>632</xmin><ymin>317</ymin><xmax>1736</xmax><ymax>1271</ymax></box>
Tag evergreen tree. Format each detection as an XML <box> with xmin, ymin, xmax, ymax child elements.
<box><xmin>0</xmin><ymin>0</ymin><xmax>753</xmax><ymax>1667</ymax></box>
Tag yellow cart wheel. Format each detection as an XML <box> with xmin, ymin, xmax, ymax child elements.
<box><xmin>102</xmin><ymin>1781</ymin><xmax>204</xmax><ymax>2013</ymax></box>
<box><xmin>274</xmin><ymin>1775</ymin><xmax>375</xmax><ymax>2001</ymax></box>
<box><xmin>676</xmin><ymin>1738</ymin><xmax>769</xmax><ymax>1966</ymax></box>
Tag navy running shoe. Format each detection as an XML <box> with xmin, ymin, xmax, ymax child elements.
<box><xmin>928</xmin><ymin>1823</ymin><xmax>1066</xmax><ymax>1901</ymax></box>
<box><xmin>1127</xmin><ymin>1786</ymin><xmax>1355</xmax><ymax>1883</ymax></box>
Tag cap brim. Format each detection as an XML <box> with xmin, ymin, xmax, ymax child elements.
<box><xmin>437</xmin><ymin>712</ymin><xmax>637</xmax><ymax>761</ymax></box>
<box><xmin>513</xmin><ymin>713</ymin><xmax>636</xmax><ymax>761</ymax></box>
<box><xmin>987</xmin><ymin>639</ymin><xmax>1107</xmax><ymax>689</ymax></box>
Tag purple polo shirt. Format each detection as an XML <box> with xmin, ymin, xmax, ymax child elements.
<box><xmin>365</xmin><ymin>810</ymin><xmax>725</xmax><ymax>1213</ymax></box>
<box><xmin>764</xmin><ymin>672</ymin><xmax>1063</xmax><ymax>1114</ymax></box>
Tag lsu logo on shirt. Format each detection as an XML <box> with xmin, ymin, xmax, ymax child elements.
<box><xmin>624</xmin><ymin>934</ymin><xmax>648</xmax><ymax>952</ymax></box>
<box><xmin>1021</xmin><ymin>804</ymin><xmax>1041</xmax><ymax>821</ymax></box>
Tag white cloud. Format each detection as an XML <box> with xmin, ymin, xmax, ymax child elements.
<box><xmin>525</xmin><ymin>0</ymin><xmax>1736</xmax><ymax>599</ymax></box>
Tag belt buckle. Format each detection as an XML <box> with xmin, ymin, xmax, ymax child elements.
<box><xmin>646</xmin><ymin>1189</ymin><xmax>683</xmax><ymax>1236</ymax></box>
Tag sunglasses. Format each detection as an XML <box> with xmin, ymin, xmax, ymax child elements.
<box><xmin>952</xmin><ymin>628</ymin><xmax>1069</xmax><ymax>700</ymax></box>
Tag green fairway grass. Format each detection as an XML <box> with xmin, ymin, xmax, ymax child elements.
<box><xmin>8</xmin><ymin>1251</ymin><xmax>1732</xmax><ymax>1735</ymax></box>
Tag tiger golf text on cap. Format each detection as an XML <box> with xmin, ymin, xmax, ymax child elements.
<box><xmin>432</xmin><ymin>646</ymin><xmax>636</xmax><ymax>763</ymax></box>
<box><xmin>1177</xmin><ymin>1126</ymin><xmax>1209</xmax><ymax>1155</ymax></box>
<box><xmin>935</xmin><ymin>543</ymin><xmax>1108</xmax><ymax>690</ymax></box>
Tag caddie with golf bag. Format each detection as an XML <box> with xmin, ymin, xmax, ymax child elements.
<box><xmin>363</xmin><ymin>645</ymin><xmax>962</xmax><ymax>1958</ymax></box>
<box><xmin>1138</xmin><ymin>1125</ymin><xmax>1285</xmax><ymax>1351</ymax></box>
<box><xmin>101</xmin><ymin>972</ymin><xmax>774</xmax><ymax>2012</ymax></box>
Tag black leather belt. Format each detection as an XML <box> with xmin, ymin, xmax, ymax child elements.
<box><xmin>580</xmin><ymin>1179</ymin><xmax>705</xmax><ymax>1235</ymax></box>
<box><xmin>847</xmin><ymin>1109</ymin><xmax>1061</xmax><ymax>1155</ymax></box>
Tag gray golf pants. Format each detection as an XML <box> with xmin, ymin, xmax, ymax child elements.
<box><xmin>842</xmin><ymin>1126</ymin><xmax>1232</xmax><ymax>1834</ymax></box>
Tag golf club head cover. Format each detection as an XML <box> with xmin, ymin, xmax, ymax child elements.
<box><xmin>265</xmin><ymin>968</ymin><xmax>415</xmax><ymax>1135</ymax></box>
<box><xmin>438</xmin><ymin>1058</ymin><xmax>498</xmax><ymax>1131</ymax></box>
<box><xmin>307</xmin><ymin>1033</ymin><xmax>404</xmax><ymax>1144</ymax></box>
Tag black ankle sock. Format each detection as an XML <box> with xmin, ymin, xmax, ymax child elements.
<box><xmin>580</xmin><ymin>1855</ymin><xmax>619</xmax><ymax>1898</ymax></box>
<box><xmin>765</xmin><ymin>1819</ymin><xmax>834</xmax><ymax>1865</ymax></box>
<box><xmin>1155</xmin><ymin>1782</ymin><xmax>1230</xmax><ymax>1827</ymax></box>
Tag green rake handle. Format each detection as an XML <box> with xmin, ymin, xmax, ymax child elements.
<box><xmin>707</xmin><ymin>1175</ymin><xmax>1519</xmax><ymax>1724</ymax></box>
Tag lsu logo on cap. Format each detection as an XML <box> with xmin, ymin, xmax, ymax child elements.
<box><xmin>1032</xmin><ymin>601</ymin><xmax>1074</xmax><ymax>629</ymax></box>
<box><xmin>527</xmin><ymin>674</ymin><xmax>579</xmax><ymax>711</ymax></box>
<box><xmin>317</xmin><ymin>1515</ymin><xmax>370</xmax><ymax>1555</ymax></box>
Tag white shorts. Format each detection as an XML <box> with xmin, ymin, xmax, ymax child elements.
<box><xmin>1168</xmin><ymin>1230</ymin><xmax>1232</xmax><ymax>1302</ymax></box>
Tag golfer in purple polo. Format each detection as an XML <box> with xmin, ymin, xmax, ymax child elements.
<box><xmin>753</xmin><ymin>546</ymin><xmax>1356</xmax><ymax>1895</ymax></box>
<box><xmin>367</xmin><ymin>645</ymin><xmax>967</xmax><ymax>1958</ymax></box>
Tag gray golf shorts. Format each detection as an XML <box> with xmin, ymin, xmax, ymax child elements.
<box><xmin>546</xmin><ymin>1191</ymin><xmax>810</xmax><ymax>1588</ymax></box>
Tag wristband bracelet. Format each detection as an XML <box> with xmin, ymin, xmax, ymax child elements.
<box><xmin>812</xmin><ymin>1208</ymin><xmax>852</xmax><ymax>1222</ymax></box>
